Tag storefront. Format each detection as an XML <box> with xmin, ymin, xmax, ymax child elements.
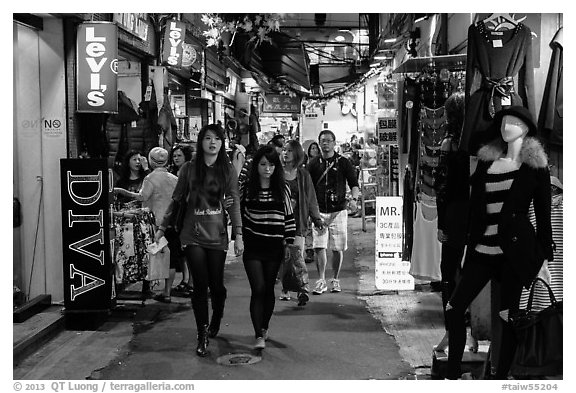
<box><xmin>13</xmin><ymin>15</ymin><xmax>68</xmax><ymax>306</ymax></box>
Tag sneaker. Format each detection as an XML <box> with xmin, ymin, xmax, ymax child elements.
<box><xmin>312</xmin><ymin>279</ymin><xmax>327</xmax><ymax>295</ymax></box>
<box><xmin>261</xmin><ymin>328</ymin><xmax>268</xmax><ymax>340</ymax></box>
<box><xmin>254</xmin><ymin>336</ymin><xmax>266</xmax><ymax>349</ymax></box>
<box><xmin>279</xmin><ymin>291</ymin><xmax>291</xmax><ymax>300</ymax></box>
<box><xmin>330</xmin><ymin>279</ymin><xmax>341</xmax><ymax>293</ymax></box>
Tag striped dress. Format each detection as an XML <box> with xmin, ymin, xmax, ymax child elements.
<box><xmin>475</xmin><ymin>163</ymin><xmax>518</xmax><ymax>256</ymax></box>
<box><xmin>241</xmin><ymin>185</ymin><xmax>296</xmax><ymax>260</ymax></box>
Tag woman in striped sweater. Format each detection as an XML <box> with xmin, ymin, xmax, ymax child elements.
<box><xmin>445</xmin><ymin>106</ymin><xmax>554</xmax><ymax>379</ymax></box>
<box><xmin>240</xmin><ymin>145</ymin><xmax>296</xmax><ymax>350</ymax></box>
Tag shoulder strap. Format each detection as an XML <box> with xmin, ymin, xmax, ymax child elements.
<box><xmin>316</xmin><ymin>156</ymin><xmax>338</xmax><ymax>187</ymax></box>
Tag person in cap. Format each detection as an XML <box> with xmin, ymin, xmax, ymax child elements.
<box><xmin>114</xmin><ymin>146</ymin><xmax>179</xmax><ymax>303</ymax></box>
<box><xmin>444</xmin><ymin>106</ymin><xmax>554</xmax><ymax>379</ymax></box>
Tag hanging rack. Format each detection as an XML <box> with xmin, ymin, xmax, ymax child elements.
<box><xmin>392</xmin><ymin>54</ymin><xmax>466</xmax><ymax>74</ymax></box>
<box><xmin>482</xmin><ymin>13</ymin><xmax>518</xmax><ymax>31</ymax></box>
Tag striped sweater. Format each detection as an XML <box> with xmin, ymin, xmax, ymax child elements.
<box><xmin>475</xmin><ymin>165</ymin><xmax>518</xmax><ymax>255</ymax></box>
<box><xmin>241</xmin><ymin>185</ymin><xmax>296</xmax><ymax>253</ymax></box>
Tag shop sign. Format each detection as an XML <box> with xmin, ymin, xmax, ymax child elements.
<box><xmin>377</xmin><ymin>117</ymin><xmax>398</xmax><ymax>145</ymax></box>
<box><xmin>113</xmin><ymin>13</ymin><xmax>149</xmax><ymax>41</ymax></box>
<box><xmin>42</xmin><ymin>117</ymin><xmax>64</xmax><ymax>138</ymax></box>
<box><xmin>162</xmin><ymin>20</ymin><xmax>186</xmax><ymax>68</ymax></box>
<box><xmin>60</xmin><ymin>159</ymin><xmax>113</xmax><ymax>311</ymax></box>
<box><xmin>76</xmin><ymin>22</ymin><xmax>118</xmax><ymax>113</ymax></box>
<box><xmin>375</xmin><ymin>196</ymin><xmax>414</xmax><ymax>290</ymax></box>
<box><xmin>262</xmin><ymin>94</ymin><xmax>301</xmax><ymax>114</ymax></box>
<box><xmin>182</xmin><ymin>43</ymin><xmax>200</xmax><ymax>68</ymax></box>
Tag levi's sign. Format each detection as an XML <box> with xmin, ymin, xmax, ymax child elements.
<box><xmin>162</xmin><ymin>20</ymin><xmax>186</xmax><ymax>68</ymax></box>
<box><xmin>60</xmin><ymin>159</ymin><xmax>113</xmax><ymax>311</ymax></box>
<box><xmin>76</xmin><ymin>22</ymin><xmax>118</xmax><ymax>113</ymax></box>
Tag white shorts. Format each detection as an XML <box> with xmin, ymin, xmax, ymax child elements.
<box><xmin>312</xmin><ymin>210</ymin><xmax>348</xmax><ymax>251</ymax></box>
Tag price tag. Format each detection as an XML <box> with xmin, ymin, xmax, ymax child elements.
<box><xmin>144</xmin><ymin>86</ymin><xmax>152</xmax><ymax>102</ymax></box>
<box><xmin>501</xmin><ymin>95</ymin><xmax>511</xmax><ymax>106</ymax></box>
<box><xmin>492</xmin><ymin>39</ymin><xmax>503</xmax><ymax>48</ymax></box>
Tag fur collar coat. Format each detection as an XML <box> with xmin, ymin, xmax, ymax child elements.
<box><xmin>468</xmin><ymin>136</ymin><xmax>554</xmax><ymax>287</ymax></box>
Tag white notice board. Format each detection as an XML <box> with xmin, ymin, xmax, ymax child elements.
<box><xmin>375</xmin><ymin>196</ymin><xmax>414</xmax><ymax>290</ymax></box>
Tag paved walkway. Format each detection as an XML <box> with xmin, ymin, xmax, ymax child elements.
<box><xmin>14</xmin><ymin>217</ymin><xmax>421</xmax><ymax>380</ymax></box>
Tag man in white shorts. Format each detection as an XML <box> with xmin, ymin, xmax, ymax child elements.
<box><xmin>306</xmin><ymin>130</ymin><xmax>360</xmax><ymax>294</ymax></box>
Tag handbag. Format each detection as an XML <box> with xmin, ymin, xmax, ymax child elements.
<box><xmin>170</xmin><ymin>163</ymin><xmax>192</xmax><ymax>233</ymax></box>
<box><xmin>281</xmin><ymin>244</ymin><xmax>310</xmax><ymax>293</ymax></box>
<box><xmin>509</xmin><ymin>277</ymin><xmax>563</xmax><ymax>377</ymax></box>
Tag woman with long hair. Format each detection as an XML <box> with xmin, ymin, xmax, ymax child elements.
<box><xmin>114</xmin><ymin>147</ymin><xmax>178</xmax><ymax>303</ymax></box>
<box><xmin>114</xmin><ymin>150</ymin><xmax>152</xmax><ymax>296</ymax></box>
<box><xmin>240</xmin><ymin>145</ymin><xmax>296</xmax><ymax>349</ymax></box>
<box><xmin>279</xmin><ymin>140</ymin><xmax>324</xmax><ymax>306</ymax></box>
<box><xmin>114</xmin><ymin>150</ymin><xmax>149</xmax><ymax>210</ymax></box>
<box><xmin>307</xmin><ymin>141</ymin><xmax>320</xmax><ymax>161</ymax></box>
<box><xmin>156</xmin><ymin>124</ymin><xmax>244</xmax><ymax>357</ymax></box>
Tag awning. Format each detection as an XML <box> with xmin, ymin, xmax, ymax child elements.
<box><xmin>231</xmin><ymin>31</ymin><xmax>311</xmax><ymax>91</ymax></box>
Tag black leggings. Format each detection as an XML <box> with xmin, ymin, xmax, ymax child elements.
<box><xmin>445</xmin><ymin>250</ymin><xmax>523</xmax><ymax>379</ymax></box>
<box><xmin>440</xmin><ymin>242</ymin><xmax>465</xmax><ymax>328</ymax></box>
<box><xmin>243</xmin><ymin>255</ymin><xmax>283</xmax><ymax>338</ymax></box>
<box><xmin>184</xmin><ymin>245</ymin><xmax>227</xmax><ymax>331</ymax></box>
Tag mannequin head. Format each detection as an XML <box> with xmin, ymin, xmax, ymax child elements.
<box><xmin>493</xmin><ymin>106</ymin><xmax>537</xmax><ymax>142</ymax></box>
<box><xmin>501</xmin><ymin>115</ymin><xmax>529</xmax><ymax>143</ymax></box>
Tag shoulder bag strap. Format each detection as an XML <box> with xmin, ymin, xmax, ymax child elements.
<box><xmin>316</xmin><ymin>157</ymin><xmax>338</xmax><ymax>187</ymax></box>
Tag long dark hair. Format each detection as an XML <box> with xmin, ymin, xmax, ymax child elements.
<box><xmin>194</xmin><ymin>124</ymin><xmax>231</xmax><ymax>200</ymax></box>
<box><xmin>307</xmin><ymin>141</ymin><xmax>320</xmax><ymax>158</ymax></box>
<box><xmin>444</xmin><ymin>92</ymin><xmax>465</xmax><ymax>144</ymax></box>
<box><xmin>118</xmin><ymin>149</ymin><xmax>146</xmax><ymax>184</ymax></box>
<box><xmin>247</xmin><ymin>145</ymin><xmax>285</xmax><ymax>201</ymax></box>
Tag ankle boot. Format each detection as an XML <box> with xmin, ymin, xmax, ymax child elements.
<box><xmin>208</xmin><ymin>314</ymin><xmax>222</xmax><ymax>338</ymax></box>
<box><xmin>196</xmin><ymin>325</ymin><xmax>209</xmax><ymax>357</ymax></box>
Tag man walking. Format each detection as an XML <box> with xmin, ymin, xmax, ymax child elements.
<box><xmin>307</xmin><ymin>130</ymin><xmax>360</xmax><ymax>294</ymax></box>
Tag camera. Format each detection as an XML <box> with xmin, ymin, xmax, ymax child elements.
<box><xmin>327</xmin><ymin>190</ymin><xmax>341</xmax><ymax>205</ymax></box>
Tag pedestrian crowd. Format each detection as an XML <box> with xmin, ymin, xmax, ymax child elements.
<box><xmin>111</xmin><ymin>101</ymin><xmax>555</xmax><ymax>381</ymax></box>
<box><xmin>113</xmin><ymin>123</ymin><xmax>359</xmax><ymax>356</ymax></box>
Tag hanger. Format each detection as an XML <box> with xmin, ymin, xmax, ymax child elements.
<box><xmin>482</xmin><ymin>13</ymin><xmax>518</xmax><ymax>31</ymax></box>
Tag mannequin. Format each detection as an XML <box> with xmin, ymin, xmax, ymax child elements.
<box><xmin>444</xmin><ymin>106</ymin><xmax>554</xmax><ymax>379</ymax></box>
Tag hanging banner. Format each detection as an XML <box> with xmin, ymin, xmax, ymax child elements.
<box><xmin>162</xmin><ymin>19</ymin><xmax>186</xmax><ymax>68</ymax></box>
<box><xmin>375</xmin><ymin>196</ymin><xmax>414</xmax><ymax>290</ymax></box>
<box><xmin>262</xmin><ymin>94</ymin><xmax>301</xmax><ymax>113</ymax></box>
<box><xmin>377</xmin><ymin>117</ymin><xmax>399</xmax><ymax>145</ymax></box>
<box><xmin>76</xmin><ymin>22</ymin><xmax>118</xmax><ymax>113</ymax></box>
<box><xmin>60</xmin><ymin>159</ymin><xmax>113</xmax><ymax>313</ymax></box>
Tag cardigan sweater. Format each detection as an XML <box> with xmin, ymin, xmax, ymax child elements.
<box><xmin>294</xmin><ymin>167</ymin><xmax>323</xmax><ymax>237</ymax></box>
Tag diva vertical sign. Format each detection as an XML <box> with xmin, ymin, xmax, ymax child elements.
<box><xmin>76</xmin><ymin>22</ymin><xmax>118</xmax><ymax>113</ymax></box>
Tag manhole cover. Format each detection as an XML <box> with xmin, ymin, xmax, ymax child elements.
<box><xmin>216</xmin><ymin>353</ymin><xmax>262</xmax><ymax>366</ymax></box>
